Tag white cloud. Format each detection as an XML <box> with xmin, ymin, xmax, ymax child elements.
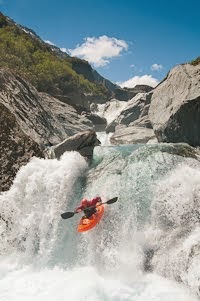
<box><xmin>118</xmin><ymin>75</ymin><xmax>159</xmax><ymax>88</ymax></box>
<box><xmin>130</xmin><ymin>64</ymin><xmax>135</xmax><ymax>68</ymax></box>
<box><xmin>68</xmin><ymin>35</ymin><xmax>128</xmax><ymax>67</ymax></box>
<box><xmin>151</xmin><ymin>63</ymin><xmax>163</xmax><ymax>71</ymax></box>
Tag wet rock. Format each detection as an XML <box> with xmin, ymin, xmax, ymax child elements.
<box><xmin>52</xmin><ymin>130</ymin><xmax>100</xmax><ymax>161</ymax></box>
<box><xmin>110</xmin><ymin>125</ymin><xmax>156</xmax><ymax>145</ymax></box>
<box><xmin>149</xmin><ymin>63</ymin><xmax>200</xmax><ymax>146</ymax></box>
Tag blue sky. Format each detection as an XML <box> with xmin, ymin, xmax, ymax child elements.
<box><xmin>1</xmin><ymin>0</ymin><xmax>200</xmax><ymax>88</ymax></box>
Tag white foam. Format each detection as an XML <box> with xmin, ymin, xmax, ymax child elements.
<box><xmin>0</xmin><ymin>146</ymin><xmax>200</xmax><ymax>300</ymax></box>
<box><xmin>0</xmin><ymin>263</ymin><xmax>198</xmax><ymax>301</ymax></box>
<box><xmin>0</xmin><ymin>152</ymin><xmax>88</xmax><ymax>262</ymax></box>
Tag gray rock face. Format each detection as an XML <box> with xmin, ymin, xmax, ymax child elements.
<box><xmin>56</xmin><ymin>92</ymin><xmax>107</xmax><ymax>113</ymax></box>
<box><xmin>130</xmin><ymin>115</ymin><xmax>152</xmax><ymax>129</ymax></box>
<box><xmin>80</xmin><ymin>112</ymin><xmax>107</xmax><ymax>132</ymax></box>
<box><xmin>0</xmin><ymin>69</ymin><xmax>93</xmax><ymax>146</ymax></box>
<box><xmin>51</xmin><ymin>130</ymin><xmax>100</xmax><ymax>161</ymax></box>
<box><xmin>110</xmin><ymin>125</ymin><xmax>156</xmax><ymax>145</ymax></box>
<box><xmin>105</xmin><ymin>92</ymin><xmax>153</xmax><ymax>133</ymax></box>
<box><xmin>105</xmin><ymin>92</ymin><xmax>156</xmax><ymax>144</ymax></box>
<box><xmin>113</xmin><ymin>85</ymin><xmax>153</xmax><ymax>101</ymax></box>
<box><xmin>0</xmin><ymin>103</ymin><xmax>44</xmax><ymax>191</ymax></box>
<box><xmin>39</xmin><ymin>92</ymin><xmax>94</xmax><ymax>138</ymax></box>
<box><xmin>105</xmin><ymin>120</ymin><xmax>117</xmax><ymax>133</ymax></box>
<box><xmin>0</xmin><ymin>69</ymin><xmax>94</xmax><ymax>191</ymax></box>
<box><xmin>149</xmin><ymin>64</ymin><xmax>200</xmax><ymax>146</ymax></box>
<box><xmin>116</xmin><ymin>92</ymin><xmax>153</xmax><ymax>127</ymax></box>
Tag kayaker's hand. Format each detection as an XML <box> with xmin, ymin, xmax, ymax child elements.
<box><xmin>76</xmin><ymin>209</ymin><xmax>82</xmax><ymax>213</ymax></box>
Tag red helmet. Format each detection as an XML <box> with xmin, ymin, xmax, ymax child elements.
<box><xmin>81</xmin><ymin>199</ymin><xmax>88</xmax><ymax>207</ymax></box>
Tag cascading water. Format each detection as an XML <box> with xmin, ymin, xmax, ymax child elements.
<box><xmin>0</xmin><ymin>144</ymin><xmax>200</xmax><ymax>300</ymax></box>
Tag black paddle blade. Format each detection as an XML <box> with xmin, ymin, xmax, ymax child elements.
<box><xmin>61</xmin><ymin>211</ymin><xmax>75</xmax><ymax>219</ymax></box>
<box><xmin>106</xmin><ymin>197</ymin><xmax>118</xmax><ymax>204</ymax></box>
<box><xmin>61</xmin><ymin>197</ymin><xmax>118</xmax><ymax>219</ymax></box>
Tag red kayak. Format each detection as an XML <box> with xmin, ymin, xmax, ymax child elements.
<box><xmin>77</xmin><ymin>204</ymin><xmax>105</xmax><ymax>233</ymax></box>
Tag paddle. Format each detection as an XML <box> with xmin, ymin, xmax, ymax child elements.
<box><xmin>60</xmin><ymin>197</ymin><xmax>118</xmax><ymax>220</ymax></box>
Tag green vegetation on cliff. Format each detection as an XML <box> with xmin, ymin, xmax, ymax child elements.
<box><xmin>190</xmin><ymin>56</ymin><xmax>200</xmax><ymax>66</ymax></box>
<box><xmin>0</xmin><ymin>13</ymin><xmax>107</xmax><ymax>97</ymax></box>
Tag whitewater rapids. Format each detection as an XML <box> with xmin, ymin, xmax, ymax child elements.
<box><xmin>0</xmin><ymin>144</ymin><xmax>200</xmax><ymax>301</ymax></box>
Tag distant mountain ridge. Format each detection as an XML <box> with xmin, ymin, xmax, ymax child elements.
<box><xmin>8</xmin><ymin>14</ymin><xmax>118</xmax><ymax>91</ymax></box>
<box><xmin>70</xmin><ymin>56</ymin><xmax>118</xmax><ymax>92</ymax></box>
<box><xmin>0</xmin><ymin>12</ymin><xmax>119</xmax><ymax>106</ymax></box>
<box><xmin>14</xmin><ymin>16</ymin><xmax>118</xmax><ymax>92</ymax></box>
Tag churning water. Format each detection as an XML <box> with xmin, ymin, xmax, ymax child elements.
<box><xmin>0</xmin><ymin>144</ymin><xmax>200</xmax><ymax>300</ymax></box>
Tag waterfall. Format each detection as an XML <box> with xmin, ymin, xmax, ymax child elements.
<box><xmin>0</xmin><ymin>144</ymin><xmax>199</xmax><ymax>300</ymax></box>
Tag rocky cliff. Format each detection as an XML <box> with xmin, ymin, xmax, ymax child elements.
<box><xmin>0</xmin><ymin>69</ymin><xmax>99</xmax><ymax>191</ymax></box>
<box><xmin>97</xmin><ymin>61</ymin><xmax>200</xmax><ymax>146</ymax></box>
<box><xmin>149</xmin><ymin>63</ymin><xmax>200</xmax><ymax>146</ymax></box>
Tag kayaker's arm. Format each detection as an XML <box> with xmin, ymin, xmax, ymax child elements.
<box><xmin>61</xmin><ymin>197</ymin><xmax>118</xmax><ymax>219</ymax></box>
<box><xmin>75</xmin><ymin>205</ymin><xmax>84</xmax><ymax>213</ymax></box>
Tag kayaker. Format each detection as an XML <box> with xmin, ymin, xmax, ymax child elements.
<box><xmin>75</xmin><ymin>197</ymin><xmax>102</xmax><ymax>219</ymax></box>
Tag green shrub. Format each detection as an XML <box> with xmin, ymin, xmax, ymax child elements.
<box><xmin>190</xmin><ymin>56</ymin><xmax>200</xmax><ymax>66</ymax></box>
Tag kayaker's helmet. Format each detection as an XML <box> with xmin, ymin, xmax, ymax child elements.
<box><xmin>81</xmin><ymin>199</ymin><xmax>88</xmax><ymax>207</ymax></box>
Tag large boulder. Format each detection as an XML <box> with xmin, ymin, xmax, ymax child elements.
<box><xmin>130</xmin><ymin>115</ymin><xmax>152</xmax><ymax>129</ymax></box>
<box><xmin>149</xmin><ymin>63</ymin><xmax>200</xmax><ymax>146</ymax></box>
<box><xmin>80</xmin><ymin>112</ymin><xmax>107</xmax><ymax>132</ymax></box>
<box><xmin>106</xmin><ymin>92</ymin><xmax>156</xmax><ymax>143</ymax></box>
<box><xmin>106</xmin><ymin>92</ymin><xmax>153</xmax><ymax>133</ymax></box>
<box><xmin>115</xmin><ymin>92</ymin><xmax>153</xmax><ymax>127</ymax></box>
<box><xmin>51</xmin><ymin>130</ymin><xmax>100</xmax><ymax>161</ymax></box>
<box><xmin>110</xmin><ymin>125</ymin><xmax>156</xmax><ymax>145</ymax></box>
